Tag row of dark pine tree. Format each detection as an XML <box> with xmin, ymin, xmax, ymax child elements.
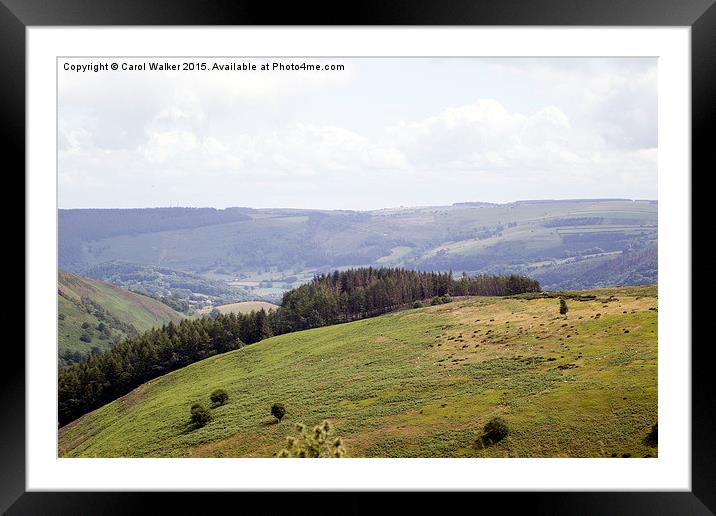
<box><xmin>274</xmin><ymin>268</ymin><xmax>541</xmax><ymax>332</ymax></box>
<box><xmin>58</xmin><ymin>311</ymin><xmax>271</xmax><ymax>426</ymax></box>
<box><xmin>58</xmin><ymin>267</ymin><xmax>539</xmax><ymax>426</ymax></box>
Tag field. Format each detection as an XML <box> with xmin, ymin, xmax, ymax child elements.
<box><xmin>58</xmin><ymin>270</ymin><xmax>184</xmax><ymax>363</ymax></box>
<box><xmin>59</xmin><ymin>285</ymin><xmax>657</xmax><ymax>458</ymax></box>
<box><xmin>201</xmin><ymin>301</ymin><xmax>279</xmax><ymax>315</ymax></box>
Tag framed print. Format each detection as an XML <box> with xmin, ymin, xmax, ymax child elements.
<box><xmin>6</xmin><ymin>0</ymin><xmax>711</xmax><ymax>513</ymax></box>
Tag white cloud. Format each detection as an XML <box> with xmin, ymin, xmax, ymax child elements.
<box><xmin>58</xmin><ymin>58</ymin><xmax>657</xmax><ymax>209</ymax></box>
<box><xmin>143</xmin><ymin>130</ymin><xmax>200</xmax><ymax>163</ymax></box>
<box><xmin>486</xmin><ymin>59</ymin><xmax>656</xmax><ymax>151</ymax></box>
<box><xmin>387</xmin><ymin>99</ymin><xmax>585</xmax><ymax>172</ymax></box>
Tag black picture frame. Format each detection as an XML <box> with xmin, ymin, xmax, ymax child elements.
<box><xmin>6</xmin><ymin>0</ymin><xmax>710</xmax><ymax>513</ymax></box>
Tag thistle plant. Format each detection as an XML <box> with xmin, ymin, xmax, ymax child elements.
<box><xmin>277</xmin><ymin>420</ymin><xmax>346</xmax><ymax>458</ymax></box>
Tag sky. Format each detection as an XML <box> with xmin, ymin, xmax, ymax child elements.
<box><xmin>58</xmin><ymin>57</ymin><xmax>657</xmax><ymax>210</ymax></box>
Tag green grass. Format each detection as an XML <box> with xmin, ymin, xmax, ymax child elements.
<box><xmin>59</xmin><ymin>285</ymin><xmax>657</xmax><ymax>458</ymax></box>
<box><xmin>58</xmin><ymin>270</ymin><xmax>184</xmax><ymax>359</ymax></box>
<box><xmin>376</xmin><ymin>246</ymin><xmax>414</xmax><ymax>264</ymax></box>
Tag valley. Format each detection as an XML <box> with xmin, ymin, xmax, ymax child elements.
<box><xmin>60</xmin><ymin>199</ymin><xmax>657</xmax><ymax>305</ymax></box>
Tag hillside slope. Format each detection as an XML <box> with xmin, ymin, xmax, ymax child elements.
<box><xmin>58</xmin><ymin>270</ymin><xmax>184</xmax><ymax>365</ymax></box>
<box><xmin>59</xmin><ymin>285</ymin><xmax>657</xmax><ymax>458</ymax></box>
<box><xmin>59</xmin><ymin>200</ymin><xmax>657</xmax><ymax>293</ymax></box>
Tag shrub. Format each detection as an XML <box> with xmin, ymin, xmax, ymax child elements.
<box><xmin>79</xmin><ymin>334</ymin><xmax>92</xmax><ymax>343</ymax></box>
<box><xmin>210</xmin><ymin>389</ymin><xmax>229</xmax><ymax>407</ymax></box>
<box><xmin>483</xmin><ymin>416</ymin><xmax>509</xmax><ymax>444</ymax></box>
<box><xmin>271</xmin><ymin>403</ymin><xmax>286</xmax><ymax>422</ymax></box>
<box><xmin>412</xmin><ymin>301</ymin><xmax>424</xmax><ymax>309</ymax></box>
<box><xmin>81</xmin><ymin>322</ymin><xmax>91</xmax><ymax>329</ymax></box>
<box><xmin>431</xmin><ymin>296</ymin><xmax>452</xmax><ymax>306</ymax></box>
<box><xmin>559</xmin><ymin>298</ymin><xmax>568</xmax><ymax>316</ymax></box>
<box><xmin>645</xmin><ymin>423</ymin><xmax>658</xmax><ymax>446</ymax></box>
<box><xmin>277</xmin><ymin>420</ymin><xmax>346</xmax><ymax>458</ymax></box>
<box><xmin>190</xmin><ymin>403</ymin><xmax>211</xmax><ymax>427</ymax></box>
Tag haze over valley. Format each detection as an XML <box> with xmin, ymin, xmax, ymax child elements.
<box><xmin>60</xmin><ymin>198</ymin><xmax>656</xmax><ymax>307</ymax></box>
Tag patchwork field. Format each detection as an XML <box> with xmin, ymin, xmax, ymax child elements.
<box><xmin>202</xmin><ymin>301</ymin><xmax>279</xmax><ymax>315</ymax></box>
<box><xmin>59</xmin><ymin>285</ymin><xmax>657</xmax><ymax>458</ymax></box>
<box><xmin>61</xmin><ymin>200</ymin><xmax>657</xmax><ymax>294</ymax></box>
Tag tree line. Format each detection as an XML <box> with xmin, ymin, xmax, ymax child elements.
<box><xmin>273</xmin><ymin>268</ymin><xmax>540</xmax><ymax>332</ymax></box>
<box><xmin>59</xmin><ymin>267</ymin><xmax>539</xmax><ymax>426</ymax></box>
<box><xmin>58</xmin><ymin>311</ymin><xmax>271</xmax><ymax>426</ymax></box>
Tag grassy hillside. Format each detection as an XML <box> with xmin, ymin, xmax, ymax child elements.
<box><xmin>59</xmin><ymin>285</ymin><xmax>657</xmax><ymax>458</ymax></box>
<box><xmin>81</xmin><ymin>261</ymin><xmax>252</xmax><ymax>312</ymax></box>
<box><xmin>58</xmin><ymin>270</ymin><xmax>184</xmax><ymax>364</ymax></box>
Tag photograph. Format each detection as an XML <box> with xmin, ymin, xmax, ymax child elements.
<box><xmin>56</xmin><ymin>56</ymin><xmax>659</xmax><ymax>459</ymax></box>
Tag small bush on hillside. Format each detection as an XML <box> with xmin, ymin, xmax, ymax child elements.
<box><xmin>79</xmin><ymin>334</ymin><xmax>92</xmax><ymax>343</ymax></box>
<box><xmin>645</xmin><ymin>423</ymin><xmax>658</xmax><ymax>447</ymax></box>
<box><xmin>210</xmin><ymin>389</ymin><xmax>229</xmax><ymax>407</ymax></box>
<box><xmin>190</xmin><ymin>403</ymin><xmax>211</xmax><ymax>427</ymax></box>
<box><xmin>430</xmin><ymin>296</ymin><xmax>452</xmax><ymax>306</ymax></box>
<box><xmin>483</xmin><ymin>417</ymin><xmax>509</xmax><ymax>444</ymax></box>
<box><xmin>276</xmin><ymin>420</ymin><xmax>346</xmax><ymax>458</ymax></box>
<box><xmin>81</xmin><ymin>322</ymin><xmax>91</xmax><ymax>329</ymax></box>
<box><xmin>413</xmin><ymin>301</ymin><xmax>424</xmax><ymax>309</ymax></box>
<box><xmin>271</xmin><ymin>403</ymin><xmax>286</xmax><ymax>422</ymax></box>
<box><xmin>559</xmin><ymin>298</ymin><xmax>569</xmax><ymax>316</ymax></box>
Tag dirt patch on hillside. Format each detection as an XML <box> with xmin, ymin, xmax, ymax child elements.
<box><xmin>118</xmin><ymin>386</ymin><xmax>146</xmax><ymax>411</ymax></box>
<box><xmin>189</xmin><ymin>429</ymin><xmax>281</xmax><ymax>457</ymax></box>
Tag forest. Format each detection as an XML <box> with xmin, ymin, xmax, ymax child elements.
<box><xmin>274</xmin><ymin>268</ymin><xmax>541</xmax><ymax>332</ymax></box>
<box><xmin>58</xmin><ymin>267</ymin><xmax>540</xmax><ymax>426</ymax></box>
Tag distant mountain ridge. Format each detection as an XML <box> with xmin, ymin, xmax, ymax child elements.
<box><xmin>59</xmin><ymin>199</ymin><xmax>657</xmax><ymax>293</ymax></box>
<box><xmin>59</xmin><ymin>207</ymin><xmax>253</xmax><ymax>269</ymax></box>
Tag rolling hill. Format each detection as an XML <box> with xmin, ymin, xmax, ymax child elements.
<box><xmin>58</xmin><ymin>270</ymin><xmax>184</xmax><ymax>365</ymax></box>
<box><xmin>59</xmin><ymin>285</ymin><xmax>657</xmax><ymax>458</ymax></box>
<box><xmin>80</xmin><ymin>261</ymin><xmax>252</xmax><ymax>312</ymax></box>
<box><xmin>59</xmin><ymin>200</ymin><xmax>657</xmax><ymax>297</ymax></box>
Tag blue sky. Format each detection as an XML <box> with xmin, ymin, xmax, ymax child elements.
<box><xmin>59</xmin><ymin>57</ymin><xmax>657</xmax><ymax>210</ymax></box>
